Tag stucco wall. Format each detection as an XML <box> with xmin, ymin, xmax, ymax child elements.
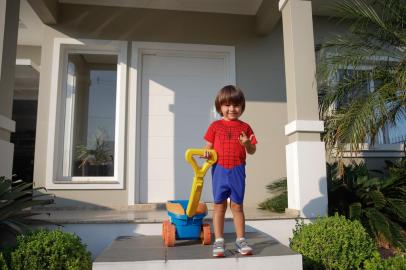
<box><xmin>34</xmin><ymin>4</ymin><xmax>350</xmax><ymax>207</ymax></box>
<box><xmin>16</xmin><ymin>45</ymin><xmax>41</xmax><ymax>71</ymax></box>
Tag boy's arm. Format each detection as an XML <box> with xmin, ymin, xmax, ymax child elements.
<box><xmin>205</xmin><ymin>142</ymin><xmax>213</xmax><ymax>149</ymax></box>
<box><xmin>244</xmin><ymin>141</ymin><xmax>256</xmax><ymax>155</ymax></box>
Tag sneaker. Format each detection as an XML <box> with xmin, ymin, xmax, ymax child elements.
<box><xmin>235</xmin><ymin>238</ymin><xmax>253</xmax><ymax>255</ymax></box>
<box><xmin>212</xmin><ymin>239</ymin><xmax>225</xmax><ymax>257</ymax></box>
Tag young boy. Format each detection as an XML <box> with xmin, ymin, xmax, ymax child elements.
<box><xmin>203</xmin><ymin>85</ymin><xmax>257</xmax><ymax>257</ymax></box>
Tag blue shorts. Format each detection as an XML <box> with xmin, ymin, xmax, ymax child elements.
<box><xmin>211</xmin><ymin>163</ymin><xmax>246</xmax><ymax>204</ymax></box>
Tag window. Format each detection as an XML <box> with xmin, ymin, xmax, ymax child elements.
<box><xmin>46</xmin><ymin>39</ymin><xmax>127</xmax><ymax>189</ymax></box>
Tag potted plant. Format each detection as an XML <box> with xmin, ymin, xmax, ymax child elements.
<box><xmin>75</xmin><ymin>132</ymin><xmax>113</xmax><ymax>176</ymax></box>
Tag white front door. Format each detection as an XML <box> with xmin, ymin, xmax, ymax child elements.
<box><xmin>139</xmin><ymin>49</ymin><xmax>233</xmax><ymax>203</ymax></box>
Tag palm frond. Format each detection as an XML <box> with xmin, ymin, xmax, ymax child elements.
<box><xmin>318</xmin><ymin>0</ymin><xmax>405</xmax><ymax>157</ymax></box>
<box><xmin>0</xmin><ymin>177</ymin><xmax>54</xmax><ymax>238</ymax></box>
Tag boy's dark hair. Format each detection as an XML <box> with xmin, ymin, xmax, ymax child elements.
<box><xmin>215</xmin><ymin>85</ymin><xmax>246</xmax><ymax>116</ymax></box>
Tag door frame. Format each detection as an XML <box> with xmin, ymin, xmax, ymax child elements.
<box><xmin>128</xmin><ymin>42</ymin><xmax>236</xmax><ymax>204</ymax></box>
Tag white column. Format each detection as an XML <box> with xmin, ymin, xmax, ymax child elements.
<box><xmin>0</xmin><ymin>0</ymin><xmax>20</xmax><ymax>178</ymax></box>
<box><xmin>0</xmin><ymin>115</ymin><xmax>15</xmax><ymax>178</ymax></box>
<box><xmin>280</xmin><ymin>0</ymin><xmax>328</xmax><ymax>218</ymax></box>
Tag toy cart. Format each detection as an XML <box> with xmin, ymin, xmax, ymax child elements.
<box><xmin>162</xmin><ymin>148</ymin><xmax>217</xmax><ymax>247</ymax></box>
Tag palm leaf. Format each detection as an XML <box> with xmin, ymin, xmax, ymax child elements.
<box><xmin>0</xmin><ymin>177</ymin><xmax>54</xmax><ymax>238</ymax></box>
<box><xmin>318</xmin><ymin>0</ymin><xmax>406</xmax><ymax>157</ymax></box>
<box><xmin>363</xmin><ymin>208</ymin><xmax>393</xmax><ymax>245</ymax></box>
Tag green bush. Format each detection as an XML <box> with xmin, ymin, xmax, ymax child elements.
<box><xmin>11</xmin><ymin>229</ymin><xmax>92</xmax><ymax>270</ymax></box>
<box><xmin>0</xmin><ymin>253</ymin><xmax>8</xmax><ymax>270</ymax></box>
<box><xmin>327</xmin><ymin>160</ymin><xmax>406</xmax><ymax>251</ymax></box>
<box><xmin>364</xmin><ymin>253</ymin><xmax>406</xmax><ymax>270</ymax></box>
<box><xmin>290</xmin><ymin>214</ymin><xmax>376</xmax><ymax>270</ymax></box>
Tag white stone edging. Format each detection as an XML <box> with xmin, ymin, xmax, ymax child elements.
<box><xmin>0</xmin><ymin>114</ymin><xmax>16</xmax><ymax>132</ymax></box>
<box><xmin>284</xmin><ymin>120</ymin><xmax>324</xmax><ymax>136</ymax></box>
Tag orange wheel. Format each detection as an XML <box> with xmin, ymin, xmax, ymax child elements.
<box><xmin>201</xmin><ymin>224</ymin><xmax>211</xmax><ymax>245</ymax></box>
<box><xmin>162</xmin><ymin>220</ymin><xmax>170</xmax><ymax>241</ymax></box>
<box><xmin>165</xmin><ymin>224</ymin><xmax>176</xmax><ymax>247</ymax></box>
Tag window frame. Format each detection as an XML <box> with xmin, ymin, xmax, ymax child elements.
<box><xmin>45</xmin><ymin>38</ymin><xmax>127</xmax><ymax>189</ymax></box>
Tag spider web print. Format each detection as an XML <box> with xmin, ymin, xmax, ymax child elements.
<box><xmin>206</xmin><ymin>120</ymin><xmax>255</xmax><ymax>169</ymax></box>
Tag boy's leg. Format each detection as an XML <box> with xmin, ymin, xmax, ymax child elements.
<box><xmin>213</xmin><ymin>200</ymin><xmax>227</xmax><ymax>257</ymax></box>
<box><xmin>213</xmin><ymin>200</ymin><xmax>228</xmax><ymax>239</ymax></box>
<box><xmin>231</xmin><ymin>201</ymin><xmax>253</xmax><ymax>255</ymax></box>
<box><xmin>230</xmin><ymin>201</ymin><xmax>245</xmax><ymax>239</ymax></box>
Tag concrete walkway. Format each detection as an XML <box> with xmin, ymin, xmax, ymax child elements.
<box><xmin>93</xmin><ymin>232</ymin><xmax>302</xmax><ymax>270</ymax></box>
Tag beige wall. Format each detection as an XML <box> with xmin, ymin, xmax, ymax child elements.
<box><xmin>16</xmin><ymin>45</ymin><xmax>41</xmax><ymax>71</ymax></box>
<box><xmin>34</xmin><ymin>4</ymin><xmax>354</xmax><ymax>207</ymax></box>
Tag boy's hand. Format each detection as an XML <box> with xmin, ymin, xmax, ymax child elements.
<box><xmin>239</xmin><ymin>131</ymin><xmax>253</xmax><ymax>146</ymax></box>
<box><xmin>239</xmin><ymin>131</ymin><xmax>256</xmax><ymax>155</ymax></box>
<box><xmin>200</xmin><ymin>149</ymin><xmax>211</xmax><ymax>159</ymax></box>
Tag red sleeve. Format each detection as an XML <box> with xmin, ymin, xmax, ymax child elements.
<box><xmin>204</xmin><ymin>123</ymin><xmax>215</xmax><ymax>143</ymax></box>
<box><xmin>246</xmin><ymin>124</ymin><xmax>258</xmax><ymax>145</ymax></box>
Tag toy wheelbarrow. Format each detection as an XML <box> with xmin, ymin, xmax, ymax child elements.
<box><xmin>162</xmin><ymin>148</ymin><xmax>217</xmax><ymax>247</ymax></box>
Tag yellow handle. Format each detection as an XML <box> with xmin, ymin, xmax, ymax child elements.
<box><xmin>185</xmin><ymin>149</ymin><xmax>217</xmax><ymax>217</ymax></box>
<box><xmin>185</xmin><ymin>149</ymin><xmax>217</xmax><ymax>178</ymax></box>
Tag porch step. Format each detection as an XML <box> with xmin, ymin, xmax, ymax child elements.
<box><xmin>93</xmin><ymin>232</ymin><xmax>302</xmax><ymax>270</ymax></box>
<box><xmin>33</xmin><ymin>205</ymin><xmax>298</xmax><ymax>224</ymax></box>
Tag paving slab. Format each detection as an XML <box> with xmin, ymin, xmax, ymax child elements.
<box><xmin>95</xmin><ymin>235</ymin><xmax>166</xmax><ymax>262</ymax></box>
<box><xmin>94</xmin><ymin>231</ymin><xmax>300</xmax><ymax>264</ymax></box>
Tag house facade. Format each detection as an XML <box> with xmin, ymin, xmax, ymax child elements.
<box><xmin>1</xmin><ymin>0</ymin><xmax>404</xmax><ymax>218</ymax></box>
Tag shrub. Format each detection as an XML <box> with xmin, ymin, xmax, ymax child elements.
<box><xmin>327</xmin><ymin>160</ymin><xmax>406</xmax><ymax>251</ymax></box>
<box><xmin>290</xmin><ymin>214</ymin><xmax>376</xmax><ymax>270</ymax></box>
<box><xmin>364</xmin><ymin>253</ymin><xmax>406</xmax><ymax>270</ymax></box>
<box><xmin>0</xmin><ymin>253</ymin><xmax>8</xmax><ymax>270</ymax></box>
<box><xmin>258</xmin><ymin>178</ymin><xmax>287</xmax><ymax>213</ymax></box>
<box><xmin>11</xmin><ymin>229</ymin><xmax>92</xmax><ymax>270</ymax></box>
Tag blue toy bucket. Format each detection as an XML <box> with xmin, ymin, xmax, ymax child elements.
<box><xmin>167</xmin><ymin>200</ymin><xmax>207</xmax><ymax>240</ymax></box>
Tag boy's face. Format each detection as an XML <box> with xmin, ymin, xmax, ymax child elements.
<box><xmin>220</xmin><ymin>103</ymin><xmax>242</xmax><ymax>121</ymax></box>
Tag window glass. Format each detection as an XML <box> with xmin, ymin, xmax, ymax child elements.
<box><xmin>63</xmin><ymin>53</ymin><xmax>117</xmax><ymax>177</ymax></box>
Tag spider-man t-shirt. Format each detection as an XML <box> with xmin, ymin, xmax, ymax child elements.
<box><xmin>204</xmin><ymin>119</ymin><xmax>257</xmax><ymax>169</ymax></box>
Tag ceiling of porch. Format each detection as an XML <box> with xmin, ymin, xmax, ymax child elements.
<box><xmin>18</xmin><ymin>0</ymin><xmax>339</xmax><ymax>46</ymax></box>
<box><xmin>57</xmin><ymin>0</ymin><xmax>338</xmax><ymax>15</ymax></box>
<box><xmin>59</xmin><ymin>0</ymin><xmax>264</xmax><ymax>15</ymax></box>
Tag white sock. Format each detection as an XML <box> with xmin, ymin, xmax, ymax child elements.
<box><xmin>215</xmin><ymin>238</ymin><xmax>224</xmax><ymax>242</ymax></box>
<box><xmin>237</xmin><ymin>237</ymin><xmax>246</xmax><ymax>241</ymax></box>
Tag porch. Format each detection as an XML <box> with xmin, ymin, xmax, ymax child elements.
<box><xmin>1</xmin><ymin>0</ymin><xmax>329</xmax><ymax>219</ymax></box>
<box><xmin>34</xmin><ymin>205</ymin><xmax>301</xmax><ymax>269</ymax></box>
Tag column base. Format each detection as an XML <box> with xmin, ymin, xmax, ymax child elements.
<box><xmin>286</xmin><ymin>141</ymin><xmax>327</xmax><ymax>218</ymax></box>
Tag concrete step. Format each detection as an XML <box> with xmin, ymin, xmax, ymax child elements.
<box><xmin>33</xmin><ymin>205</ymin><xmax>298</xmax><ymax>224</ymax></box>
<box><xmin>93</xmin><ymin>232</ymin><xmax>302</xmax><ymax>270</ymax></box>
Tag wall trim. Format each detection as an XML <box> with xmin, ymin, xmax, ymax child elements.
<box><xmin>0</xmin><ymin>114</ymin><xmax>16</xmax><ymax>132</ymax></box>
<box><xmin>278</xmin><ymin>0</ymin><xmax>289</xmax><ymax>11</ymax></box>
<box><xmin>16</xmin><ymin>58</ymin><xmax>31</xmax><ymax>65</ymax></box>
<box><xmin>46</xmin><ymin>38</ymin><xmax>127</xmax><ymax>190</ymax></box>
<box><xmin>284</xmin><ymin>120</ymin><xmax>324</xmax><ymax>136</ymax></box>
<box><xmin>336</xmin><ymin>143</ymin><xmax>406</xmax><ymax>158</ymax></box>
